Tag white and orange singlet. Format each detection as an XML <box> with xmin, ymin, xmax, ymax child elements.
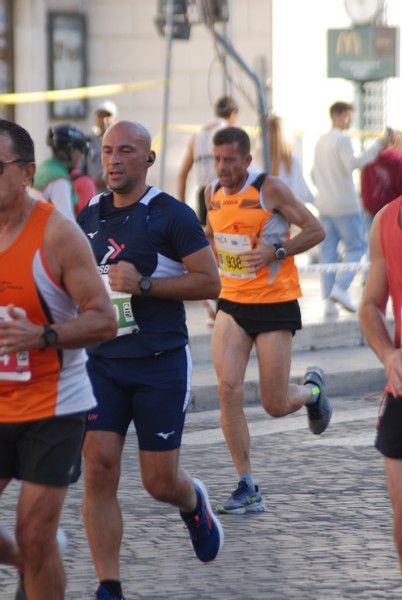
<box><xmin>0</xmin><ymin>201</ymin><xmax>96</xmax><ymax>422</ymax></box>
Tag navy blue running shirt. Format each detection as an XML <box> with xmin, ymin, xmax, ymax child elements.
<box><xmin>77</xmin><ymin>187</ymin><xmax>210</xmax><ymax>358</ymax></box>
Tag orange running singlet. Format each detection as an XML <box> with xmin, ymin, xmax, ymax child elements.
<box><xmin>0</xmin><ymin>201</ymin><xmax>96</xmax><ymax>422</ymax></box>
<box><xmin>208</xmin><ymin>172</ymin><xmax>301</xmax><ymax>304</ymax></box>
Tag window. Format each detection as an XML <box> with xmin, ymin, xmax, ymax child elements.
<box><xmin>48</xmin><ymin>12</ymin><xmax>87</xmax><ymax>119</ymax></box>
<box><xmin>0</xmin><ymin>0</ymin><xmax>14</xmax><ymax>121</ymax></box>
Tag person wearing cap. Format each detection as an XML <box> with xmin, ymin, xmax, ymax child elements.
<box><xmin>31</xmin><ymin>124</ymin><xmax>89</xmax><ymax>220</ymax></box>
<box><xmin>86</xmin><ymin>100</ymin><xmax>119</xmax><ymax>193</ymax></box>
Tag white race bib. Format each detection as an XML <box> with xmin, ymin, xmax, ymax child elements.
<box><xmin>102</xmin><ymin>275</ymin><xmax>140</xmax><ymax>336</ymax></box>
<box><xmin>0</xmin><ymin>306</ymin><xmax>32</xmax><ymax>381</ymax></box>
<box><xmin>214</xmin><ymin>232</ymin><xmax>256</xmax><ymax>279</ymax></box>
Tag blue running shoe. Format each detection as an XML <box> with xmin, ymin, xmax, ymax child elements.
<box><xmin>304</xmin><ymin>366</ymin><xmax>332</xmax><ymax>434</ymax></box>
<box><xmin>216</xmin><ymin>478</ymin><xmax>265</xmax><ymax>515</ymax></box>
<box><xmin>93</xmin><ymin>583</ymin><xmax>126</xmax><ymax>600</ymax></box>
<box><xmin>181</xmin><ymin>478</ymin><xmax>224</xmax><ymax>563</ymax></box>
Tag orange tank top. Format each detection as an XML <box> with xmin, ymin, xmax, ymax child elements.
<box><xmin>208</xmin><ymin>172</ymin><xmax>301</xmax><ymax>304</ymax></box>
<box><xmin>0</xmin><ymin>201</ymin><xmax>96</xmax><ymax>422</ymax></box>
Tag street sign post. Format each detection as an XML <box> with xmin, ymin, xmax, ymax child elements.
<box><xmin>327</xmin><ymin>26</ymin><xmax>399</xmax><ymax>81</ymax></box>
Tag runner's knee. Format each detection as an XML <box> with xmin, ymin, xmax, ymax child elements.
<box><xmin>261</xmin><ymin>392</ymin><xmax>289</xmax><ymax>418</ymax></box>
<box><xmin>142</xmin><ymin>472</ymin><xmax>176</xmax><ymax>503</ymax></box>
<box><xmin>84</xmin><ymin>451</ymin><xmax>120</xmax><ymax>492</ymax></box>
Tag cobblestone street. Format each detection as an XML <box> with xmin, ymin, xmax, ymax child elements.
<box><xmin>1</xmin><ymin>395</ymin><xmax>402</xmax><ymax>599</ymax></box>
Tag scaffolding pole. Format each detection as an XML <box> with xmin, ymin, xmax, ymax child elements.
<box><xmin>206</xmin><ymin>24</ymin><xmax>270</xmax><ymax>174</ymax></box>
<box><xmin>158</xmin><ymin>0</ymin><xmax>175</xmax><ymax>189</ymax></box>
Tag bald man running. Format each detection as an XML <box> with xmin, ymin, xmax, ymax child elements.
<box><xmin>78</xmin><ymin>121</ymin><xmax>224</xmax><ymax>600</ymax></box>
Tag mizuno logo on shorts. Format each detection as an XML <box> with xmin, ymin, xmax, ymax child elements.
<box><xmin>156</xmin><ymin>431</ymin><xmax>175</xmax><ymax>440</ymax></box>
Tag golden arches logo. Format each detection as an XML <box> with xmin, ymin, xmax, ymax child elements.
<box><xmin>336</xmin><ymin>31</ymin><xmax>362</xmax><ymax>56</ymax></box>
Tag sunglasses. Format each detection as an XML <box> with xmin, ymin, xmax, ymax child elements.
<box><xmin>0</xmin><ymin>159</ymin><xmax>26</xmax><ymax>175</ymax></box>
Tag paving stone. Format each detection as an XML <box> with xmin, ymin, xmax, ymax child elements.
<box><xmin>1</xmin><ymin>396</ymin><xmax>402</xmax><ymax>598</ymax></box>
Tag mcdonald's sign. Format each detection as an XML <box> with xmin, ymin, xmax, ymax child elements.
<box><xmin>328</xmin><ymin>26</ymin><xmax>399</xmax><ymax>81</ymax></box>
<box><xmin>335</xmin><ymin>30</ymin><xmax>362</xmax><ymax>55</ymax></box>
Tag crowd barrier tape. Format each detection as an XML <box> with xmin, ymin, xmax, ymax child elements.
<box><xmin>297</xmin><ymin>261</ymin><xmax>369</xmax><ymax>274</ymax></box>
<box><xmin>151</xmin><ymin>124</ymin><xmax>262</xmax><ymax>152</ymax></box>
<box><xmin>0</xmin><ymin>79</ymin><xmax>165</xmax><ymax>105</ymax></box>
<box><xmin>0</xmin><ymin>82</ymin><xmax>380</xmax><ymax>155</ymax></box>
<box><xmin>0</xmin><ymin>81</ymin><xmax>381</xmax><ymax>150</ymax></box>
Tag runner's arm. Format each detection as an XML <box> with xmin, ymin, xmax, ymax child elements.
<box><xmin>203</xmin><ymin>183</ymin><xmax>215</xmax><ymax>246</ymax></box>
<box><xmin>263</xmin><ymin>176</ymin><xmax>324</xmax><ymax>256</ymax></box>
<box><xmin>240</xmin><ymin>176</ymin><xmax>324</xmax><ymax>271</ymax></box>
<box><xmin>0</xmin><ymin>211</ymin><xmax>117</xmax><ymax>353</ymax></box>
<box><xmin>359</xmin><ymin>211</ymin><xmax>402</xmax><ymax>397</ymax></box>
<box><xmin>108</xmin><ymin>244</ymin><xmax>221</xmax><ymax>302</ymax></box>
<box><xmin>177</xmin><ymin>135</ymin><xmax>195</xmax><ymax>202</ymax></box>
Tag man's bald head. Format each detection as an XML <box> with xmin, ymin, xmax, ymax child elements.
<box><xmin>101</xmin><ymin>120</ymin><xmax>156</xmax><ymax>199</ymax></box>
<box><xmin>104</xmin><ymin>120</ymin><xmax>152</xmax><ymax>153</ymax></box>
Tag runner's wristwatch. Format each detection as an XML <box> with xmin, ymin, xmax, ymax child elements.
<box><xmin>274</xmin><ymin>243</ymin><xmax>286</xmax><ymax>260</ymax></box>
<box><xmin>42</xmin><ymin>324</ymin><xmax>58</xmax><ymax>348</ymax></box>
<box><xmin>139</xmin><ymin>277</ymin><xmax>152</xmax><ymax>296</ymax></box>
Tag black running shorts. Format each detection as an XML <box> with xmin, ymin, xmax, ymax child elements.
<box><xmin>0</xmin><ymin>412</ymin><xmax>87</xmax><ymax>485</ymax></box>
<box><xmin>217</xmin><ymin>298</ymin><xmax>302</xmax><ymax>337</ymax></box>
<box><xmin>375</xmin><ymin>393</ymin><xmax>402</xmax><ymax>458</ymax></box>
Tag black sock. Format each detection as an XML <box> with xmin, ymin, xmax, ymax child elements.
<box><xmin>100</xmin><ymin>580</ymin><xmax>123</xmax><ymax>597</ymax></box>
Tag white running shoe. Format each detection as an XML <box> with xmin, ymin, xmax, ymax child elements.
<box><xmin>330</xmin><ymin>284</ymin><xmax>357</xmax><ymax>313</ymax></box>
<box><xmin>324</xmin><ymin>298</ymin><xmax>339</xmax><ymax>317</ymax></box>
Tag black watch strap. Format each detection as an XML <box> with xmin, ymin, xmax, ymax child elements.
<box><xmin>274</xmin><ymin>243</ymin><xmax>286</xmax><ymax>260</ymax></box>
<box><xmin>42</xmin><ymin>324</ymin><xmax>58</xmax><ymax>348</ymax></box>
<box><xmin>139</xmin><ymin>277</ymin><xmax>152</xmax><ymax>296</ymax></box>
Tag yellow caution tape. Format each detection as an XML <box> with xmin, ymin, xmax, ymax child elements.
<box><xmin>0</xmin><ymin>79</ymin><xmax>166</xmax><ymax>105</ymax></box>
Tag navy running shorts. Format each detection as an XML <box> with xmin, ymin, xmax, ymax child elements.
<box><xmin>86</xmin><ymin>346</ymin><xmax>192</xmax><ymax>451</ymax></box>
<box><xmin>0</xmin><ymin>412</ymin><xmax>87</xmax><ymax>486</ymax></box>
<box><xmin>217</xmin><ymin>298</ymin><xmax>302</xmax><ymax>337</ymax></box>
<box><xmin>375</xmin><ymin>393</ymin><xmax>402</xmax><ymax>458</ymax></box>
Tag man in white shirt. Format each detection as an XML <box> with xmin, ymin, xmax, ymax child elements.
<box><xmin>312</xmin><ymin>101</ymin><xmax>390</xmax><ymax>316</ymax></box>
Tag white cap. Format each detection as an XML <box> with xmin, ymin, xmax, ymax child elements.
<box><xmin>95</xmin><ymin>99</ymin><xmax>118</xmax><ymax>117</ymax></box>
